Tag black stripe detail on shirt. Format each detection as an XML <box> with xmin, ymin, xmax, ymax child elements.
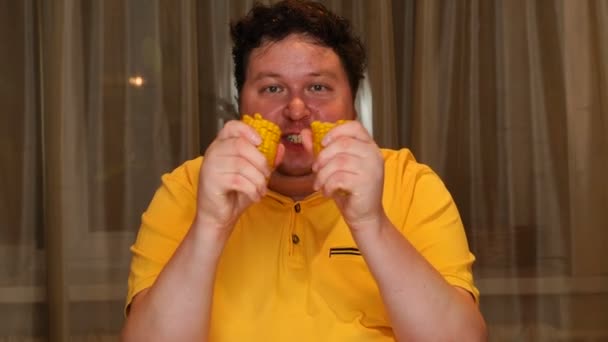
<box><xmin>329</xmin><ymin>247</ymin><xmax>361</xmax><ymax>257</ymax></box>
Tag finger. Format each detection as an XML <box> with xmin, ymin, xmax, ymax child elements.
<box><xmin>314</xmin><ymin>136</ymin><xmax>369</xmax><ymax>172</ymax></box>
<box><xmin>319</xmin><ymin>170</ymin><xmax>358</xmax><ymax>198</ymax></box>
<box><xmin>217</xmin><ymin>119</ymin><xmax>262</xmax><ymax>146</ymax></box>
<box><xmin>214</xmin><ymin>155</ymin><xmax>269</xmax><ymax>196</ymax></box>
<box><xmin>300</xmin><ymin>128</ymin><xmax>313</xmax><ymax>155</ymax></box>
<box><xmin>321</xmin><ymin>120</ymin><xmax>372</xmax><ymax>147</ymax></box>
<box><xmin>314</xmin><ymin>152</ymin><xmax>359</xmax><ymax>192</ymax></box>
<box><xmin>212</xmin><ymin>136</ymin><xmax>271</xmax><ymax>178</ymax></box>
<box><xmin>274</xmin><ymin>143</ymin><xmax>285</xmax><ymax>169</ymax></box>
<box><xmin>220</xmin><ymin>172</ymin><xmax>263</xmax><ymax>203</ymax></box>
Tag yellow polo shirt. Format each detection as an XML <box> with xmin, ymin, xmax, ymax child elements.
<box><xmin>126</xmin><ymin>148</ymin><xmax>478</xmax><ymax>341</ymax></box>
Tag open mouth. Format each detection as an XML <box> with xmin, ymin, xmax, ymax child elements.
<box><xmin>285</xmin><ymin>134</ymin><xmax>302</xmax><ymax>144</ymax></box>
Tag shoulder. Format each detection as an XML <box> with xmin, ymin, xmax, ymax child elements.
<box><xmin>160</xmin><ymin>156</ymin><xmax>203</xmax><ymax>195</ymax></box>
<box><xmin>380</xmin><ymin>148</ymin><xmax>454</xmax><ymax>223</ymax></box>
<box><xmin>380</xmin><ymin>148</ymin><xmax>437</xmax><ymax>185</ymax></box>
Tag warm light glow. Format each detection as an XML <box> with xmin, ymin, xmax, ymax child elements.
<box><xmin>128</xmin><ymin>76</ymin><xmax>144</xmax><ymax>87</ymax></box>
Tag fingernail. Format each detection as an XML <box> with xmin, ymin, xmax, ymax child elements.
<box><xmin>321</xmin><ymin>135</ymin><xmax>330</xmax><ymax>146</ymax></box>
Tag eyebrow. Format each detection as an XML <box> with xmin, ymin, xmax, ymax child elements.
<box><xmin>252</xmin><ymin>72</ymin><xmax>281</xmax><ymax>81</ymax></box>
<box><xmin>309</xmin><ymin>71</ymin><xmax>339</xmax><ymax>79</ymax></box>
<box><xmin>251</xmin><ymin>70</ymin><xmax>340</xmax><ymax>82</ymax></box>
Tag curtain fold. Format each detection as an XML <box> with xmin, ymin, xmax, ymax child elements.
<box><xmin>40</xmin><ymin>0</ymin><xmax>70</xmax><ymax>339</ymax></box>
<box><xmin>359</xmin><ymin>0</ymin><xmax>399</xmax><ymax>148</ymax></box>
<box><xmin>0</xmin><ymin>0</ymin><xmax>47</xmax><ymax>340</ymax></box>
<box><xmin>562</xmin><ymin>0</ymin><xmax>608</xmax><ymax>278</ymax></box>
<box><xmin>406</xmin><ymin>0</ymin><xmax>608</xmax><ymax>339</ymax></box>
<box><xmin>2</xmin><ymin>0</ymin><xmax>203</xmax><ymax>340</ymax></box>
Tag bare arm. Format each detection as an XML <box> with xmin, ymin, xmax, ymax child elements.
<box><xmin>121</xmin><ymin>121</ymin><xmax>273</xmax><ymax>341</ymax></box>
<box><xmin>121</xmin><ymin>222</ymin><xmax>226</xmax><ymax>341</ymax></box>
<box><xmin>351</xmin><ymin>216</ymin><xmax>487</xmax><ymax>341</ymax></box>
<box><xmin>313</xmin><ymin>122</ymin><xmax>486</xmax><ymax>341</ymax></box>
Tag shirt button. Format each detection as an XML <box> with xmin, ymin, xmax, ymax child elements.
<box><xmin>294</xmin><ymin>203</ymin><xmax>301</xmax><ymax>213</ymax></box>
<box><xmin>291</xmin><ymin>234</ymin><xmax>300</xmax><ymax>244</ymax></box>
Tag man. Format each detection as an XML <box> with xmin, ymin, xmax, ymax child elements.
<box><xmin>121</xmin><ymin>1</ymin><xmax>487</xmax><ymax>341</ymax></box>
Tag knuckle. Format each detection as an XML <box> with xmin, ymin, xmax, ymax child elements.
<box><xmin>203</xmin><ymin>140</ymin><xmax>219</xmax><ymax>157</ymax></box>
<box><xmin>230</xmin><ymin>174</ymin><xmax>242</xmax><ymax>187</ymax></box>
<box><xmin>339</xmin><ymin>138</ymin><xmax>350</xmax><ymax>149</ymax></box>
<box><xmin>223</xmin><ymin>119</ymin><xmax>240</xmax><ymax>130</ymax></box>
<box><xmin>235</xmin><ymin>136</ymin><xmax>249</xmax><ymax>152</ymax></box>
<box><xmin>337</xmin><ymin>172</ymin><xmax>352</xmax><ymax>187</ymax></box>
<box><xmin>236</xmin><ymin>157</ymin><xmax>249</xmax><ymax>171</ymax></box>
<box><xmin>337</xmin><ymin>154</ymin><xmax>350</xmax><ymax>167</ymax></box>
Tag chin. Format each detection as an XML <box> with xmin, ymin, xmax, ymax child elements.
<box><xmin>276</xmin><ymin>164</ymin><xmax>313</xmax><ymax>177</ymax></box>
<box><xmin>276</xmin><ymin>154</ymin><xmax>314</xmax><ymax>177</ymax></box>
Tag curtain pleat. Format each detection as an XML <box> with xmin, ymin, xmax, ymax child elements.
<box><xmin>40</xmin><ymin>0</ymin><xmax>70</xmax><ymax>340</ymax></box>
<box><xmin>406</xmin><ymin>0</ymin><xmax>608</xmax><ymax>339</ymax></box>
<box><xmin>562</xmin><ymin>0</ymin><xmax>608</xmax><ymax>277</ymax></box>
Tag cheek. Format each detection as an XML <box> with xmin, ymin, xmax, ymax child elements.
<box><xmin>242</xmin><ymin>103</ymin><xmax>287</xmax><ymax>127</ymax></box>
<box><xmin>238</xmin><ymin>90</ymin><xmax>256</xmax><ymax>113</ymax></box>
<box><xmin>309</xmin><ymin>99</ymin><xmax>355</xmax><ymax>121</ymax></box>
<box><xmin>240</xmin><ymin>92</ymin><xmax>284</xmax><ymax>116</ymax></box>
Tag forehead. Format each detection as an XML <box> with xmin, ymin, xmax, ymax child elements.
<box><xmin>246</xmin><ymin>34</ymin><xmax>345</xmax><ymax>77</ymax></box>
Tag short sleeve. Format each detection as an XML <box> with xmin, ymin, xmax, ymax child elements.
<box><xmin>124</xmin><ymin>158</ymin><xmax>201</xmax><ymax>315</ymax></box>
<box><xmin>402</xmin><ymin>168</ymin><xmax>479</xmax><ymax>303</ymax></box>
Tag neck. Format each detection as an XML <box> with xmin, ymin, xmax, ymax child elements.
<box><xmin>267</xmin><ymin>172</ymin><xmax>315</xmax><ymax>200</ymax></box>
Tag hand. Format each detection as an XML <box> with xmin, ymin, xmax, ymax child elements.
<box><xmin>311</xmin><ymin>121</ymin><xmax>386</xmax><ymax>232</ymax></box>
<box><xmin>195</xmin><ymin>120</ymin><xmax>283</xmax><ymax>240</ymax></box>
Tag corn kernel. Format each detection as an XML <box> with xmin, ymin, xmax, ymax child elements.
<box><xmin>311</xmin><ymin>120</ymin><xmax>348</xmax><ymax>155</ymax></box>
<box><xmin>242</xmin><ymin>113</ymin><xmax>281</xmax><ymax>168</ymax></box>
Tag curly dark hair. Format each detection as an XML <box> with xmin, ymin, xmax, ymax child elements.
<box><xmin>230</xmin><ymin>0</ymin><xmax>367</xmax><ymax>101</ymax></box>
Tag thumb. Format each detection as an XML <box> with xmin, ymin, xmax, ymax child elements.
<box><xmin>300</xmin><ymin>128</ymin><xmax>313</xmax><ymax>155</ymax></box>
<box><xmin>274</xmin><ymin>143</ymin><xmax>285</xmax><ymax>168</ymax></box>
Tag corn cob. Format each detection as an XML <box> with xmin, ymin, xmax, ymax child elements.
<box><xmin>311</xmin><ymin>120</ymin><xmax>348</xmax><ymax>155</ymax></box>
<box><xmin>242</xmin><ymin>113</ymin><xmax>281</xmax><ymax>168</ymax></box>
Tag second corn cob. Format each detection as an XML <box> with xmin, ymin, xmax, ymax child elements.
<box><xmin>311</xmin><ymin>120</ymin><xmax>348</xmax><ymax>155</ymax></box>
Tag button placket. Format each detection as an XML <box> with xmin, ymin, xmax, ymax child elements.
<box><xmin>291</xmin><ymin>202</ymin><xmax>302</xmax><ymax>247</ymax></box>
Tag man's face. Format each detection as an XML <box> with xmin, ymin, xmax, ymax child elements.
<box><xmin>239</xmin><ymin>33</ymin><xmax>356</xmax><ymax>177</ymax></box>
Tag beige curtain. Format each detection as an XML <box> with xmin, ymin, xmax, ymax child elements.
<box><xmin>1</xmin><ymin>0</ymin><xmax>201</xmax><ymax>340</ymax></box>
<box><xmin>1</xmin><ymin>0</ymin><xmax>606</xmax><ymax>341</ymax></box>
<box><xmin>402</xmin><ymin>0</ymin><xmax>608</xmax><ymax>340</ymax></box>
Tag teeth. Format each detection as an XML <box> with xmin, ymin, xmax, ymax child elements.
<box><xmin>286</xmin><ymin>134</ymin><xmax>302</xmax><ymax>144</ymax></box>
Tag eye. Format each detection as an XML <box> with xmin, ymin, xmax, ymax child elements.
<box><xmin>310</xmin><ymin>84</ymin><xmax>327</xmax><ymax>92</ymax></box>
<box><xmin>263</xmin><ymin>85</ymin><xmax>283</xmax><ymax>94</ymax></box>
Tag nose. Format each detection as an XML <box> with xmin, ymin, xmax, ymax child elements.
<box><xmin>283</xmin><ymin>94</ymin><xmax>310</xmax><ymax>121</ymax></box>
